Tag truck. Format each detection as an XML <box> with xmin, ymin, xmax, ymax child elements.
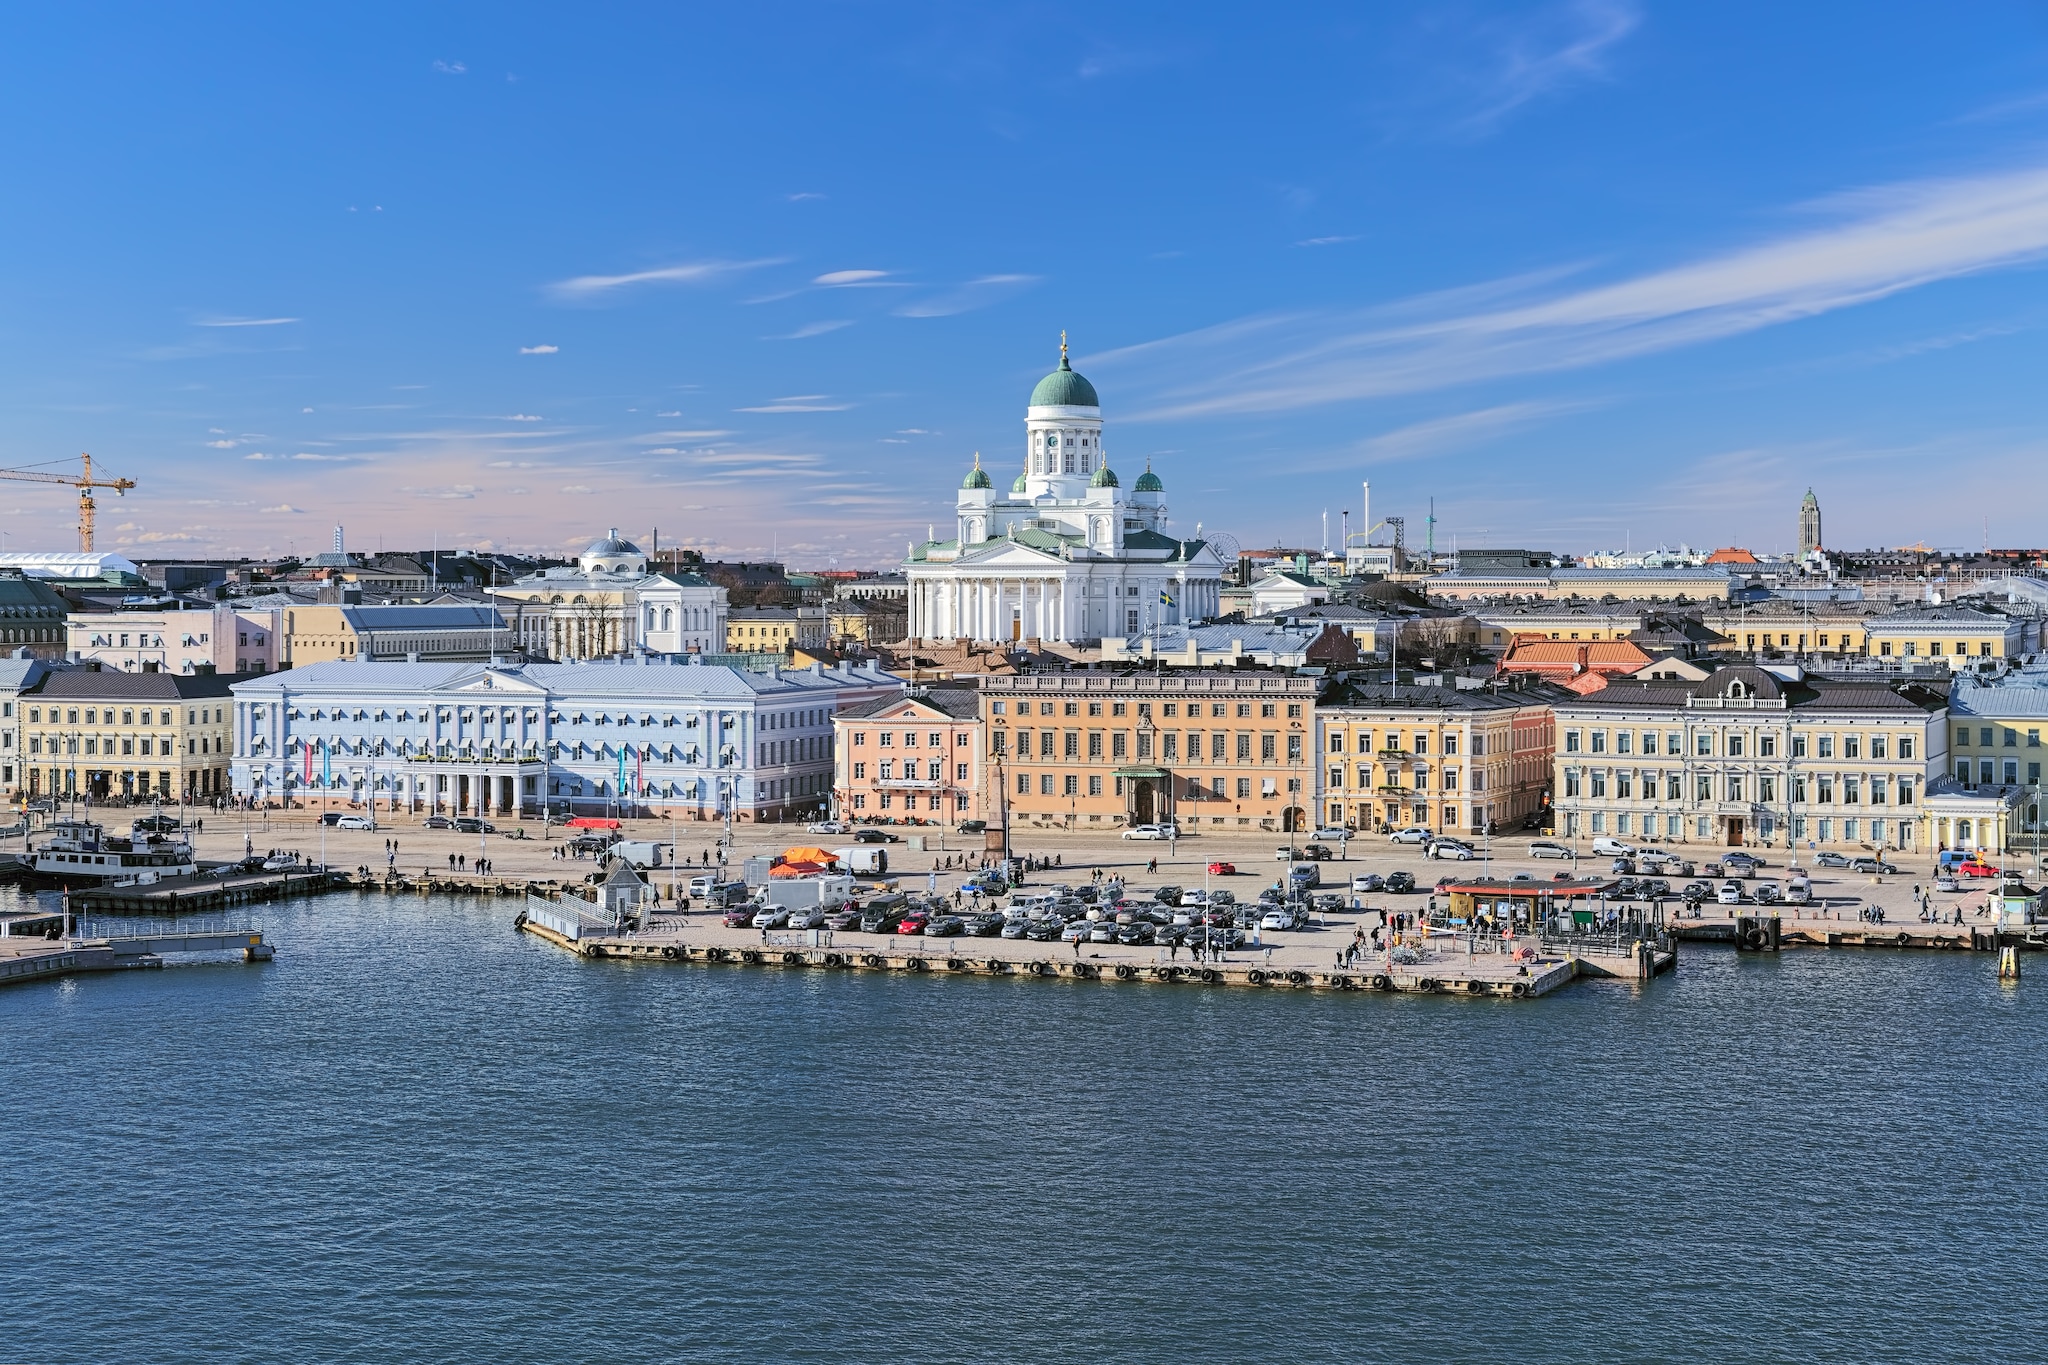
<box><xmin>756</xmin><ymin>873</ymin><xmax>856</xmax><ymax>911</ymax></box>
<box><xmin>611</xmin><ymin>839</ymin><xmax>666</xmax><ymax>869</ymax></box>
<box><xmin>832</xmin><ymin>845</ymin><xmax>890</xmax><ymax>875</ymax></box>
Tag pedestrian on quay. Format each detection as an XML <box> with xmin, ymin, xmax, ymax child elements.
<box><xmin>448</xmin><ymin>853</ymin><xmax>456</xmax><ymax>870</ymax></box>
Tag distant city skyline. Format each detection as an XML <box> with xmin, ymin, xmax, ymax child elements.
<box><xmin>5</xmin><ymin>4</ymin><xmax>2048</xmax><ymax>564</ymax></box>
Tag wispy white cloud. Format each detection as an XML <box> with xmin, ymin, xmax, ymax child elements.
<box><xmin>813</xmin><ymin>269</ymin><xmax>892</xmax><ymax>286</ymax></box>
<box><xmin>205</xmin><ymin>439</ymin><xmax>238</xmax><ymax>449</ymax></box>
<box><xmin>195</xmin><ymin>316</ymin><xmax>300</xmax><ymax>328</ymax></box>
<box><xmin>501</xmin><ymin>413</ymin><xmax>544</xmax><ymax>422</ymax></box>
<box><xmin>403</xmin><ymin>485</ymin><xmax>478</xmax><ymax>499</ymax></box>
<box><xmin>767</xmin><ymin>320</ymin><xmax>854</xmax><ymax>340</ymax></box>
<box><xmin>786</xmin><ymin>191</ymin><xmax>827</xmax><ymax>202</ymax></box>
<box><xmin>895</xmin><ymin>273</ymin><xmax>1041</xmax><ymax>318</ymax></box>
<box><xmin>735</xmin><ymin>399</ymin><xmax>854</xmax><ymax>413</ymax></box>
<box><xmin>1295</xmin><ymin>236</ymin><xmax>1360</xmax><ymax>248</ymax></box>
<box><xmin>1106</xmin><ymin>161</ymin><xmax>2048</xmax><ymax>419</ymax></box>
<box><xmin>548</xmin><ymin>257</ymin><xmax>784</xmax><ymax>300</ymax></box>
<box><xmin>432</xmin><ymin>59</ymin><xmax>466</xmax><ymax>74</ymax></box>
<box><xmin>518</xmin><ymin>344</ymin><xmax>559</xmax><ymax>355</ymax></box>
<box><xmin>1453</xmin><ymin>0</ymin><xmax>1639</xmax><ymax>134</ymax></box>
<box><xmin>262</xmin><ymin>504</ymin><xmax>303</xmax><ymax>514</ymax></box>
<box><xmin>560</xmin><ymin>484</ymin><xmax>595</xmax><ymax>494</ymax></box>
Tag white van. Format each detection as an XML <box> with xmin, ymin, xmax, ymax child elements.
<box><xmin>832</xmin><ymin>845</ymin><xmax>890</xmax><ymax>875</ymax></box>
<box><xmin>1590</xmin><ymin>837</ymin><xmax>1636</xmax><ymax>857</ymax></box>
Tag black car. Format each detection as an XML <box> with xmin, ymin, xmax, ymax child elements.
<box><xmin>860</xmin><ymin>907</ymin><xmax>907</xmax><ymax>934</ymax></box>
<box><xmin>823</xmin><ymin>906</ymin><xmax>865</xmax><ymax>932</ymax></box>
<box><xmin>1850</xmin><ymin>856</ymin><xmax>1899</xmax><ymax>875</ymax></box>
<box><xmin>1116</xmin><ymin>921</ymin><xmax>1156</xmax><ymax>946</ymax></box>
<box><xmin>924</xmin><ymin>915</ymin><xmax>966</xmax><ymax>937</ymax></box>
<box><xmin>132</xmin><ymin>814</ymin><xmax>182</xmax><ymax>833</ymax></box>
<box><xmin>956</xmin><ymin>819</ymin><xmax>988</xmax><ymax>834</ymax></box>
<box><xmin>1152</xmin><ymin>885</ymin><xmax>1183</xmax><ymax>906</ymax></box>
<box><xmin>854</xmin><ymin>829</ymin><xmax>900</xmax><ymax>844</ymax></box>
<box><xmin>966</xmin><ymin>912</ymin><xmax>1006</xmax><ymax>937</ymax></box>
<box><xmin>1386</xmin><ymin>871</ymin><xmax>1416</xmax><ymax>893</ymax></box>
<box><xmin>423</xmin><ymin>815</ymin><xmax>455</xmax><ymax>830</ymax></box>
<box><xmin>1297</xmin><ymin>844</ymin><xmax>1333</xmax><ymax>861</ymax></box>
<box><xmin>454</xmin><ymin>817</ymin><xmax>496</xmax><ymax>834</ymax></box>
<box><xmin>1026</xmin><ymin>918</ymin><xmax>1065</xmax><ymax>942</ymax></box>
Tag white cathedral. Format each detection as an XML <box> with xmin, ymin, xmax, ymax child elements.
<box><xmin>905</xmin><ymin>339</ymin><xmax>1226</xmax><ymax>644</ymax></box>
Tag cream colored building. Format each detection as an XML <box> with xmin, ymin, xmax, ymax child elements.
<box><xmin>1317</xmin><ymin>678</ymin><xmax>1559</xmax><ymax>834</ymax></box>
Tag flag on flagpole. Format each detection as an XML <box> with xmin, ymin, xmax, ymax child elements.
<box><xmin>321</xmin><ymin>740</ymin><xmax>330</xmax><ymax>789</ymax></box>
<box><xmin>1159</xmin><ymin>588</ymin><xmax>1174</xmax><ymax>606</ymax></box>
<box><xmin>635</xmin><ymin>745</ymin><xmax>644</xmax><ymax>797</ymax></box>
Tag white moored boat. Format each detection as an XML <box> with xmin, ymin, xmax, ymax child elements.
<box><xmin>23</xmin><ymin>819</ymin><xmax>200</xmax><ymax>888</ymax></box>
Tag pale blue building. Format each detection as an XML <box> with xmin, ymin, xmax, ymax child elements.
<box><xmin>228</xmin><ymin>656</ymin><xmax>898</xmax><ymax>823</ymax></box>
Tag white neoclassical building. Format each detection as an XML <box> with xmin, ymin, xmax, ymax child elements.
<box><xmin>905</xmin><ymin>339</ymin><xmax>1226</xmax><ymax>644</ymax></box>
<box><xmin>487</xmin><ymin>529</ymin><xmax>729</xmax><ymax>660</ymax></box>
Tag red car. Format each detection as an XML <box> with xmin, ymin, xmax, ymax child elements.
<box><xmin>1955</xmin><ymin>859</ymin><xmax>2000</xmax><ymax>878</ymax></box>
<box><xmin>1207</xmin><ymin>861</ymin><xmax>1237</xmax><ymax>876</ymax></box>
<box><xmin>896</xmin><ymin>911</ymin><xmax>931</xmax><ymax>935</ymax></box>
<box><xmin>722</xmin><ymin>908</ymin><xmax>754</xmax><ymax>927</ymax></box>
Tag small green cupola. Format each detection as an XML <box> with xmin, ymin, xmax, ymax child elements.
<box><xmin>1133</xmin><ymin>458</ymin><xmax>1163</xmax><ymax>493</ymax></box>
<box><xmin>1011</xmin><ymin>470</ymin><xmax>1029</xmax><ymax>493</ymax></box>
<box><xmin>962</xmin><ymin>451</ymin><xmax>992</xmax><ymax>489</ymax></box>
<box><xmin>1090</xmin><ymin>464</ymin><xmax>1119</xmax><ymax>489</ymax></box>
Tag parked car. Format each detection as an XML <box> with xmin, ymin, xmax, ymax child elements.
<box><xmin>1849</xmin><ymin>856</ymin><xmax>1899</xmax><ymax>875</ymax></box>
<box><xmin>423</xmin><ymin>815</ymin><xmax>455</xmax><ymax>830</ymax></box>
<box><xmin>1122</xmin><ymin>824</ymin><xmax>1174</xmax><ymax>841</ymax></box>
<box><xmin>1814</xmin><ymin>850</ymin><xmax>1850</xmax><ymax>869</ymax></box>
<box><xmin>1783</xmin><ymin>879</ymin><xmax>1812</xmax><ymax>905</ymax></box>
<box><xmin>966</xmin><ymin>912</ymin><xmax>1006</xmax><ymax>937</ymax></box>
<box><xmin>1388</xmin><ymin>827</ymin><xmax>1433</xmax><ymax>845</ymax></box>
<box><xmin>1934</xmin><ymin>874</ymin><xmax>1962</xmax><ymax>893</ymax></box>
<box><xmin>1061</xmin><ymin>919</ymin><xmax>1092</xmax><ymax>943</ymax></box>
<box><xmin>1723</xmin><ymin>852</ymin><xmax>1766</xmax><ymax>872</ymax></box>
<box><xmin>956</xmin><ymin>819</ymin><xmax>988</xmax><ymax>834</ymax></box>
<box><xmin>751</xmin><ymin>906</ymin><xmax>792</xmax><ymax>929</ymax></box>
<box><xmin>132</xmin><ymin>814</ymin><xmax>183</xmax><ymax>833</ymax></box>
<box><xmin>860</xmin><ymin>905</ymin><xmax>907</xmax><ymax>934</ymax></box>
<box><xmin>452</xmin><ymin>818</ymin><xmax>496</xmax><ymax>835</ymax></box>
<box><xmin>785</xmin><ymin>908</ymin><xmax>826</xmax><ymax>930</ymax></box>
<box><xmin>1529</xmin><ymin>840</ymin><xmax>1573</xmax><ymax>860</ymax></box>
<box><xmin>722</xmin><ymin>908</ymin><xmax>755</xmax><ymax>928</ymax></box>
<box><xmin>1955</xmin><ymin>859</ymin><xmax>2000</xmax><ymax>878</ymax></box>
<box><xmin>1680</xmin><ymin>879</ymin><xmax>1713</xmax><ymax>902</ymax></box>
<box><xmin>1590</xmin><ymin>837</ymin><xmax>1635</xmax><ymax>857</ymax></box>
<box><xmin>1430</xmin><ymin>842</ymin><xmax>1476</xmax><ymax>861</ymax></box>
<box><xmin>1026</xmin><ymin>919</ymin><xmax>1064</xmax><ymax>942</ymax></box>
<box><xmin>1750</xmin><ymin>883</ymin><xmax>1782</xmax><ymax>905</ymax></box>
<box><xmin>896</xmin><ymin>911</ymin><xmax>932</xmax><ymax>935</ymax></box>
<box><xmin>1087</xmin><ymin>921</ymin><xmax>1118</xmax><ymax>943</ymax></box>
<box><xmin>335</xmin><ymin>814</ymin><xmax>377</xmax><ymax>831</ymax></box>
<box><xmin>1116</xmin><ymin>921</ymin><xmax>1156</xmax><ymax>945</ymax></box>
<box><xmin>1259</xmin><ymin>908</ymin><xmax>1300</xmax><ymax>931</ymax></box>
<box><xmin>1386</xmin><ymin>871</ymin><xmax>1416</xmax><ymax>893</ymax></box>
<box><xmin>1310</xmin><ymin>827</ymin><xmax>1351</xmax><ymax>842</ymax></box>
<box><xmin>1351</xmin><ymin>874</ymin><xmax>1384</xmax><ymax>894</ymax></box>
<box><xmin>1206</xmin><ymin>861</ymin><xmax>1236</xmax><ymax>876</ymax></box>
<box><xmin>918</xmin><ymin>915</ymin><xmax>961</xmax><ymax>937</ymax></box>
<box><xmin>1296</xmin><ymin>844</ymin><xmax>1333</xmax><ymax>861</ymax></box>
<box><xmin>959</xmin><ymin>875</ymin><xmax>1009</xmax><ymax>896</ymax></box>
<box><xmin>1275</xmin><ymin>846</ymin><xmax>1305</xmax><ymax>861</ymax></box>
<box><xmin>823</xmin><ymin>907</ymin><xmax>865</xmax><ymax>932</ymax></box>
<box><xmin>1715</xmin><ymin>882</ymin><xmax>1744</xmax><ymax>905</ymax></box>
<box><xmin>806</xmin><ymin>820</ymin><xmax>850</xmax><ymax>835</ymax></box>
<box><xmin>853</xmin><ymin>829</ymin><xmax>899</xmax><ymax>844</ymax></box>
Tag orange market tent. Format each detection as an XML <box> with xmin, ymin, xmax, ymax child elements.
<box><xmin>780</xmin><ymin>846</ymin><xmax>841</xmax><ymax>866</ymax></box>
<box><xmin>771</xmin><ymin>860</ymin><xmax>833</xmax><ymax>878</ymax></box>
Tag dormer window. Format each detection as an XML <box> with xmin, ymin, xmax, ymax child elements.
<box><xmin>1727</xmin><ymin>680</ymin><xmax>1747</xmax><ymax>698</ymax></box>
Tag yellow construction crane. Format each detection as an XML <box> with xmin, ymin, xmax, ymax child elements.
<box><xmin>0</xmin><ymin>452</ymin><xmax>136</xmax><ymax>552</ymax></box>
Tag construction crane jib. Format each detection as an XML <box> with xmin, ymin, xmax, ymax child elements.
<box><xmin>0</xmin><ymin>453</ymin><xmax>137</xmax><ymax>552</ymax></box>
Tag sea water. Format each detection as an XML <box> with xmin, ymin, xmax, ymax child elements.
<box><xmin>2</xmin><ymin>890</ymin><xmax>2043</xmax><ymax>1364</ymax></box>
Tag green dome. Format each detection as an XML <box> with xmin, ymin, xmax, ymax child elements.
<box><xmin>1090</xmin><ymin>465</ymin><xmax>1119</xmax><ymax>489</ymax></box>
<box><xmin>962</xmin><ymin>465</ymin><xmax>992</xmax><ymax>489</ymax></box>
<box><xmin>1011</xmin><ymin>471</ymin><xmax>1029</xmax><ymax>493</ymax></box>
<box><xmin>1133</xmin><ymin>468</ymin><xmax>1163</xmax><ymax>492</ymax></box>
<box><xmin>1030</xmin><ymin>355</ymin><xmax>1100</xmax><ymax>408</ymax></box>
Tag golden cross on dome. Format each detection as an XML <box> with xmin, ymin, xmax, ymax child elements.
<box><xmin>972</xmin><ymin>451</ymin><xmax>981</xmax><ymax>469</ymax></box>
<box><xmin>1060</xmin><ymin>330</ymin><xmax>1068</xmax><ymax>361</ymax></box>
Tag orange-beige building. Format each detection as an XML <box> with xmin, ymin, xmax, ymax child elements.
<box><xmin>984</xmin><ymin>669</ymin><xmax>1321</xmax><ymax>834</ymax></box>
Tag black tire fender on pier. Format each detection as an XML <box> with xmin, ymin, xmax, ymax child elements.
<box><xmin>1071</xmin><ymin>962</ymin><xmax>1095</xmax><ymax>979</ymax></box>
<box><xmin>1286</xmin><ymin>970</ymin><xmax>1308</xmax><ymax>986</ymax></box>
<box><xmin>907</xmin><ymin>957</ymin><xmax>928</xmax><ymax>972</ymax></box>
<box><xmin>1200</xmin><ymin>968</ymin><xmax>1220</xmax><ymax>983</ymax></box>
<box><xmin>985</xmin><ymin>958</ymin><xmax>1007</xmax><ymax>973</ymax></box>
<box><xmin>1464</xmin><ymin>980</ymin><xmax>1486</xmax><ymax>994</ymax></box>
<box><xmin>586</xmin><ymin>944</ymin><xmax>606</xmax><ymax>959</ymax></box>
<box><xmin>513</xmin><ymin>911</ymin><xmax>528</xmax><ymax>929</ymax></box>
<box><xmin>1895</xmin><ymin>931</ymin><xmax>1912</xmax><ymax>946</ymax></box>
<box><xmin>661</xmin><ymin>945</ymin><xmax>681</xmax><ymax>960</ymax></box>
<box><xmin>1247</xmin><ymin>969</ymin><xmax>1268</xmax><ymax>985</ymax></box>
<box><xmin>740</xmin><ymin>949</ymin><xmax>762</xmax><ymax>965</ymax></box>
<box><xmin>1417</xmin><ymin>977</ymin><xmax>1440</xmax><ymax>993</ymax></box>
<box><xmin>781</xmin><ymin>951</ymin><xmax>803</xmax><ymax>965</ymax></box>
<box><xmin>1114</xmin><ymin>964</ymin><xmax>1136</xmax><ymax>980</ymax></box>
<box><xmin>947</xmin><ymin>957</ymin><xmax>968</xmax><ymax>971</ymax></box>
<box><xmin>1028</xmin><ymin>960</ymin><xmax>1050</xmax><ymax>977</ymax></box>
<box><xmin>1510</xmin><ymin>982</ymin><xmax>1531</xmax><ymax>999</ymax></box>
<box><xmin>1371</xmin><ymin>974</ymin><xmax>1393</xmax><ymax>991</ymax></box>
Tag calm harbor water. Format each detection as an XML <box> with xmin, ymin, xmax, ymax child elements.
<box><xmin>2</xmin><ymin>888</ymin><xmax>2043</xmax><ymax>1364</ymax></box>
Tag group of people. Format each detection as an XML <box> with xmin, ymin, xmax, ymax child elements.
<box><xmin>445</xmin><ymin>852</ymin><xmax>494</xmax><ymax>875</ymax></box>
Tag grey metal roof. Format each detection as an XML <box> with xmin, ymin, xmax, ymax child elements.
<box><xmin>340</xmin><ymin>604</ymin><xmax>506</xmax><ymax>631</ymax></box>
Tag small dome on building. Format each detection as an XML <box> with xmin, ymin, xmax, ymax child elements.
<box><xmin>1134</xmin><ymin>467</ymin><xmax>1163</xmax><ymax>492</ymax></box>
<box><xmin>1011</xmin><ymin>471</ymin><xmax>1029</xmax><ymax>493</ymax></box>
<box><xmin>583</xmin><ymin>527</ymin><xmax>642</xmax><ymax>558</ymax></box>
<box><xmin>1090</xmin><ymin>465</ymin><xmax>1119</xmax><ymax>489</ymax></box>
<box><xmin>962</xmin><ymin>454</ymin><xmax>992</xmax><ymax>490</ymax></box>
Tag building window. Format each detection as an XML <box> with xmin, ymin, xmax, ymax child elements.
<box><xmin>1563</xmin><ymin>730</ymin><xmax>1581</xmax><ymax>753</ymax></box>
<box><xmin>1590</xmin><ymin>731</ymin><xmax>1606</xmax><ymax>754</ymax></box>
<box><xmin>1087</xmin><ymin>775</ymin><xmax>1102</xmax><ymax>796</ymax></box>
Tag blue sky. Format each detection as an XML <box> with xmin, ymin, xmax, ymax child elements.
<box><xmin>5</xmin><ymin>2</ymin><xmax>2048</xmax><ymax>565</ymax></box>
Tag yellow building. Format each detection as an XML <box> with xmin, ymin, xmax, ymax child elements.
<box><xmin>1864</xmin><ymin>604</ymin><xmax>2030</xmax><ymax>668</ymax></box>
<box><xmin>1317</xmin><ymin>678</ymin><xmax>1558</xmax><ymax>834</ymax></box>
<box><xmin>25</xmin><ymin>669</ymin><xmax>237</xmax><ymax>803</ymax></box>
<box><xmin>1699</xmin><ymin>603</ymin><xmax>1871</xmax><ymax>657</ymax></box>
<box><xmin>985</xmin><ymin>670</ymin><xmax>1322</xmax><ymax>834</ymax></box>
<box><xmin>726</xmin><ymin>606</ymin><xmax>828</xmax><ymax>654</ymax></box>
